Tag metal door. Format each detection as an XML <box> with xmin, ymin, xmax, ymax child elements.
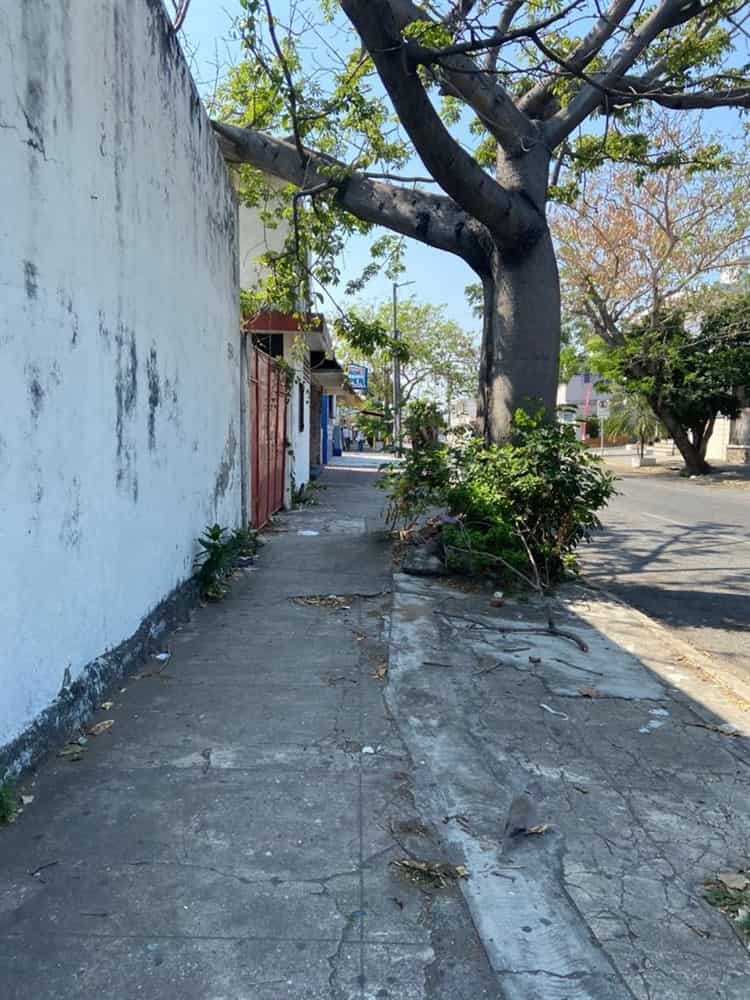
<box><xmin>250</xmin><ymin>348</ymin><xmax>288</xmax><ymax>528</ymax></box>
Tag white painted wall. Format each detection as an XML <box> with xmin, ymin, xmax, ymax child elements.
<box><xmin>238</xmin><ymin>199</ymin><xmax>313</xmax><ymax>496</ymax></box>
<box><xmin>556</xmin><ymin>374</ymin><xmax>610</xmax><ymax>408</ymax></box>
<box><xmin>238</xmin><ymin>180</ymin><xmax>290</xmax><ymax>293</ymax></box>
<box><xmin>706</xmin><ymin>416</ymin><xmax>732</xmax><ymax>462</ymax></box>
<box><xmin>0</xmin><ymin>0</ymin><xmax>240</xmax><ymax>754</ymax></box>
<box><xmin>284</xmin><ymin>345</ymin><xmax>312</xmax><ymax>500</ymax></box>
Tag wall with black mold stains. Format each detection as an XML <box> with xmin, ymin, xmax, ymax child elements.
<box><xmin>0</xmin><ymin>0</ymin><xmax>241</xmax><ymax>755</ymax></box>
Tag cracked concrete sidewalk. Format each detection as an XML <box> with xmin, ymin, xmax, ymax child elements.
<box><xmin>2</xmin><ymin>461</ymin><xmax>749</xmax><ymax>999</ymax></box>
<box><xmin>0</xmin><ymin>463</ymin><xmax>499</xmax><ymax>999</ymax></box>
<box><xmin>388</xmin><ymin>574</ymin><xmax>750</xmax><ymax>999</ymax></box>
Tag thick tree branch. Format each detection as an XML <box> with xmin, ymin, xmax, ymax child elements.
<box><xmin>600</xmin><ymin>77</ymin><xmax>750</xmax><ymax>109</ymax></box>
<box><xmin>341</xmin><ymin>0</ymin><xmax>544</xmax><ymax>242</ymax></box>
<box><xmin>487</xmin><ymin>0</ymin><xmax>526</xmax><ymax>72</ymax></box>
<box><xmin>385</xmin><ymin>0</ymin><xmax>537</xmax><ymax>155</ymax></box>
<box><xmin>211</xmin><ymin>122</ymin><xmax>491</xmax><ymax>273</ymax></box>
<box><xmin>519</xmin><ymin>0</ymin><xmax>638</xmax><ymax>117</ymax></box>
<box><xmin>545</xmin><ymin>0</ymin><xmax>717</xmax><ymax>147</ymax></box>
<box><xmin>405</xmin><ymin>1</ymin><xmax>584</xmax><ymax>63</ymax></box>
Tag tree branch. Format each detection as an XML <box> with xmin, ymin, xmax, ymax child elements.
<box><xmin>171</xmin><ymin>0</ymin><xmax>192</xmax><ymax>32</ymax></box>
<box><xmin>341</xmin><ymin>0</ymin><xmax>543</xmax><ymax>241</ymax></box>
<box><xmin>520</xmin><ymin>0</ymin><xmax>638</xmax><ymax>118</ymax></box>
<box><xmin>385</xmin><ymin>0</ymin><xmax>537</xmax><ymax>155</ymax></box>
<box><xmin>598</xmin><ymin>77</ymin><xmax>750</xmax><ymax>109</ymax></box>
<box><xmin>211</xmin><ymin>122</ymin><xmax>491</xmax><ymax>273</ymax></box>
<box><xmin>404</xmin><ymin>1</ymin><xmax>585</xmax><ymax>63</ymax></box>
<box><xmin>546</xmin><ymin>0</ymin><xmax>719</xmax><ymax>147</ymax></box>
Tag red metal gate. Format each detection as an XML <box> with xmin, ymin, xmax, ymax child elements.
<box><xmin>249</xmin><ymin>348</ymin><xmax>288</xmax><ymax>528</ymax></box>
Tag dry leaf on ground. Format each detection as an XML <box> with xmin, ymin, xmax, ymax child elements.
<box><xmin>578</xmin><ymin>686</ymin><xmax>601</xmax><ymax>698</ymax></box>
<box><xmin>372</xmin><ymin>661</ymin><xmax>388</xmax><ymax>681</ymax></box>
<box><xmin>526</xmin><ymin>824</ymin><xmax>551</xmax><ymax>836</ymax></box>
<box><xmin>87</xmin><ymin>720</ymin><xmax>114</xmax><ymax>736</ymax></box>
<box><xmin>100</xmin><ymin>701</ymin><xmax>114</xmax><ymax>710</ymax></box>
<box><xmin>391</xmin><ymin>858</ymin><xmax>469</xmax><ymax>888</ymax></box>
<box><xmin>293</xmin><ymin>595</ymin><xmax>351</xmax><ymax>611</ymax></box>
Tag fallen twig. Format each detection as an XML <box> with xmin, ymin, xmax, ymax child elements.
<box><xmin>29</xmin><ymin>860</ymin><xmax>59</xmax><ymax>879</ymax></box>
<box><xmin>437</xmin><ymin>611</ymin><xmax>588</xmax><ymax>652</ymax></box>
<box><xmin>552</xmin><ymin>657</ymin><xmax>603</xmax><ymax>677</ymax></box>
<box><xmin>547</xmin><ymin>608</ymin><xmax>589</xmax><ymax>653</ymax></box>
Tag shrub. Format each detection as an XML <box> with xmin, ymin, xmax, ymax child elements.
<box><xmin>194</xmin><ymin>524</ymin><xmax>258</xmax><ymax>600</ymax></box>
<box><xmin>585</xmin><ymin>415</ymin><xmax>600</xmax><ymax>439</ymax></box>
<box><xmin>381</xmin><ymin>409</ymin><xmax>616</xmax><ymax>589</ymax></box>
<box><xmin>0</xmin><ymin>779</ymin><xmax>17</xmax><ymax>825</ymax></box>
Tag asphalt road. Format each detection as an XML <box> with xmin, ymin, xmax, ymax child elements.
<box><xmin>582</xmin><ymin>467</ymin><xmax>750</xmax><ymax>680</ymax></box>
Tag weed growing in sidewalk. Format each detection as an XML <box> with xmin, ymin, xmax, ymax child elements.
<box><xmin>0</xmin><ymin>779</ymin><xmax>17</xmax><ymax>825</ymax></box>
<box><xmin>194</xmin><ymin>525</ymin><xmax>259</xmax><ymax>601</ymax></box>
<box><xmin>704</xmin><ymin>872</ymin><xmax>750</xmax><ymax>942</ymax></box>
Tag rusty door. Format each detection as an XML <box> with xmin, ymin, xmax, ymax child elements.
<box><xmin>250</xmin><ymin>348</ymin><xmax>288</xmax><ymax>528</ymax></box>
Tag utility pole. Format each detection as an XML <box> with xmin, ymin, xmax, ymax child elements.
<box><xmin>392</xmin><ymin>280</ymin><xmax>415</xmax><ymax>454</ymax></box>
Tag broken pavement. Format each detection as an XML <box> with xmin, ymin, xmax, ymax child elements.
<box><xmin>1</xmin><ymin>457</ymin><xmax>749</xmax><ymax>998</ymax></box>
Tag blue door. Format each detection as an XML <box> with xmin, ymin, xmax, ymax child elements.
<box><xmin>321</xmin><ymin>395</ymin><xmax>329</xmax><ymax>464</ymax></box>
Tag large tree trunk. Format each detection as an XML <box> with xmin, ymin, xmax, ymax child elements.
<box><xmin>480</xmin><ymin>230</ymin><xmax>561</xmax><ymax>442</ymax></box>
<box><xmin>653</xmin><ymin>402</ymin><xmax>712</xmax><ymax>475</ymax></box>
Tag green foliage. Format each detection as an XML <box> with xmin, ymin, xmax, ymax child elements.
<box><xmin>334</xmin><ymin>314</ymin><xmax>410</xmax><ymax>363</ymax></box>
<box><xmin>559</xmin><ymin>345</ymin><xmax>581</xmax><ymax>383</ymax></box>
<box><xmin>381</xmin><ymin>409</ymin><xmax>615</xmax><ymax>589</ymax></box>
<box><xmin>604</xmin><ymin>394</ymin><xmax>665</xmax><ymax>456</ymax></box>
<box><xmin>464</xmin><ymin>283</ymin><xmax>483</xmax><ymax>321</ymax></box>
<box><xmin>591</xmin><ymin>290</ymin><xmax>750</xmax><ymax>462</ymax></box>
<box><xmin>357</xmin><ymin>409</ymin><xmax>393</xmax><ymax>445</ymax></box>
<box><xmin>0</xmin><ymin>779</ymin><xmax>17</xmax><ymax>825</ymax></box>
<box><xmin>343</xmin><ymin>299</ymin><xmax>478</xmax><ymax>408</ymax></box>
<box><xmin>404</xmin><ymin>399</ymin><xmax>446</xmax><ymax>446</ymax></box>
<box><xmin>704</xmin><ymin>877</ymin><xmax>750</xmax><ymax>943</ymax></box>
<box><xmin>194</xmin><ymin>525</ymin><xmax>259</xmax><ymax>601</ymax></box>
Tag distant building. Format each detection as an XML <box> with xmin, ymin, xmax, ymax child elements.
<box><xmin>238</xmin><ymin>195</ymin><xmax>353</xmax><ymax>515</ymax></box>
<box><xmin>556</xmin><ymin>373</ymin><xmax>611</xmax><ymax>437</ymax></box>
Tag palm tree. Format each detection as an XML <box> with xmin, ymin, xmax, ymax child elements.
<box><xmin>605</xmin><ymin>394</ymin><xmax>665</xmax><ymax>460</ymax></box>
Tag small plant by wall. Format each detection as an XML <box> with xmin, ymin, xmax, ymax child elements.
<box><xmin>194</xmin><ymin>525</ymin><xmax>258</xmax><ymax>601</ymax></box>
<box><xmin>0</xmin><ymin>779</ymin><xmax>17</xmax><ymax>825</ymax></box>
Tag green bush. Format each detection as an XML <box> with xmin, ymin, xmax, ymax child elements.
<box><xmin>0</xmin><ymin>779</ymin><xmax>17</xmax><ymax>825</ymax></box>
<box><xmin>382</xmin><ymin>409</ymin><xmax>616</xmax><ymax>589</ymax></box>
<box><xmin>194</xmin><ymin>525</ymin><xmax>258</xmax><ymax>600</ymax></box>
<box><xmin>585</xmin><ymin>415</ymin><xmax>600</xmax><ymax>439</ymax></box>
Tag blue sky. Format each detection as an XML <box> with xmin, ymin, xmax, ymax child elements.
<box><xmin>182</xmin><ymin>0</ymin><xmax>480</xmax><ymax>336</ymax></box>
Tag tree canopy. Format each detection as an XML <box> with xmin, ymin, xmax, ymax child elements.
<box><xmin>555</xmin><ymin>114</ymin><xmax>750</xmax><ymax>471</ymax></box>
<box><xmin>211</xmin><ymin>0</ymin><xmax>750</xmax><ymax>440</ymax></box>
<box><xmin>343</xmin><ymin>298</ymin><xmax>479</xmax><ymax>409</ymax></box>
<box><xmin>590</xmin><ymin>291</ymin><xmax>750</xmax><ymax>472</ymax></box>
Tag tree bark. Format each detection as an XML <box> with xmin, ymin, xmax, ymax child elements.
<box><xmin>651</xmin><ymin>401</ymin><xmax>712</xmax><ymax>474</ymax></box>
<box><xmin>480</xmin><ymin>230</ymin><xmax>561</xmax><ymax>440</ymax></box>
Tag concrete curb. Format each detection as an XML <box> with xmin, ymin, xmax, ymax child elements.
<box><xmin>571</xmin><ymin>577</ymin><xmax>750</xmax><ymax>730</ymax></box>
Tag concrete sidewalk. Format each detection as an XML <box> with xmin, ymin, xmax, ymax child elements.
<box><xmin>0</xmin><ymin>466</ymin><xmax>497</xmax><ymax>999</ymax></box>
<box><xmin>387</xmin><ymin>574</ymin><xmax>750</xmax><ymax>999</ymax></box>
<box><xmin>3</xmin><ymin>466</ymin><xmax>750</xmax><ymax>999</ymax></box>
